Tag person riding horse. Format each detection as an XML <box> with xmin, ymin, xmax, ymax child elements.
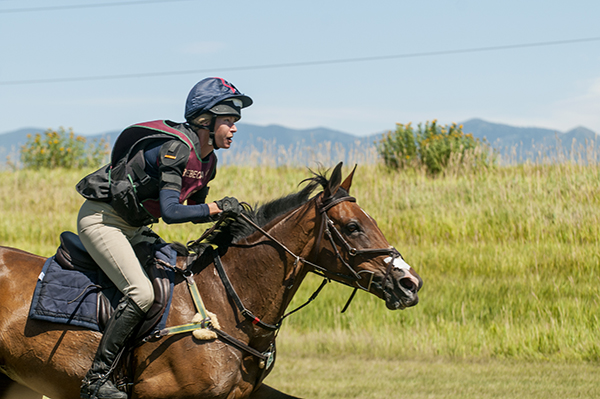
<box><xmin>75</xmin><ymin>77</ymin><xmax>251</xmax><ymax>399</ymax></box>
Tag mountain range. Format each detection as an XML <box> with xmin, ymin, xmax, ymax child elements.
<box><xmin>461</xmin><ymin>119</ymin><xmax>598</xmax><ymax>162</ymax></box>
<box><xmin>0</xmin><ymin>119</ymin><xmax>597</xmax><ymax>166</ymax></box>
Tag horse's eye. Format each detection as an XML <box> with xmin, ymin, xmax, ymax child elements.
<box><xmin>346</xmin><ymin>222</ymin><xmax>359</xmax><ymax>234</ymax></box>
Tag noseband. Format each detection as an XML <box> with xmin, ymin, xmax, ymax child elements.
<box><xmin>158</xmin><ymin>190</ymin><xmax>405</xmax><ymax>367</ymax></box>
<box><xmin>192</xmin><ymin>192</ymin><xmax>404</xmax><ymax>334</ymax></box>
<box><xmin>238</xmin><ymin>193</ymin><xmax>399</xmax><ymax>290</ymax></box>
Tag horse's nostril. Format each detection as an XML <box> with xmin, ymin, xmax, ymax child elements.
<box><xmin>399</xmin><ymin>277</ymin><xmax>416</xmax><ymax>293</ymax></box>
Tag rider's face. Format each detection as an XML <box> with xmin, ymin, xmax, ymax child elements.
<box><xmin>213</xmin><ymin>115</ymin><xmax>238</xmax><ymax>150</ymax></box>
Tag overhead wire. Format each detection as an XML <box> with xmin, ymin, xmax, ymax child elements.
<box><xmin>1</xmin><ymin>36</ymin><xmax>599</xmax><ymax>86</ymax></box>
<box><xmin>0</xmin><ymin>0</ymin><xmax>197</xmax><ymax>13</ymax></box>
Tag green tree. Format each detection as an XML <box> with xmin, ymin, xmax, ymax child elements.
<box><xmin>377</xmin><ymin>120</ymin><xmax>494</xmax><ymax>175</ymax></box>
<box><xmin>20</xmin><ymin>127</ymin><xmax>109</xmax><ymax>169</ymax></box>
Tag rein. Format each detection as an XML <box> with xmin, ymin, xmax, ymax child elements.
<box><xmin>314</xmin><ymin>194</ymin><xmax>402</xmax><ymax>311</ymax></box>
<box><xmin>239</xmin><ymin>195</ymin><xmax>395</xmax><ymax>287</ymax></box>
<box><xmin>228</xmin><ymin>193</ymin><xmax>399</xmax><ymax>323</ymax></box>
<box><xmin>148</xmin><ymin>192</ymin><xmax>400</xmax><ymax>365</ymax></box>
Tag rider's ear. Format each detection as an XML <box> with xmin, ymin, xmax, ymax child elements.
<box><xmin>340</xmin><ymin>164</ymin><xmax>357</xmax><ymax>193</ymax></box>
<box><xmin>324</xmin><ymin>162</ymin><xmax>344</xmax><ymax>198</ymax></box>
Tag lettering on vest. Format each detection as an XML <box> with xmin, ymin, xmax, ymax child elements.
<box><xmin>182</xmin><ymin>168</ymin><xmax>205</xmax><ymax>180</ymax></box>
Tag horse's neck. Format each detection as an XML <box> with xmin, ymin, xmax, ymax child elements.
<box><xmin>222</xmin><ymin>204</ymin><xmax>317</xmax><ymax>327</ymax></box>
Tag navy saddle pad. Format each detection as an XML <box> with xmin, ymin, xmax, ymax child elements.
<box><xmin>28</xmin><ymin>231</ymin><xmax>177</xmax><ymax>335</ymax></box>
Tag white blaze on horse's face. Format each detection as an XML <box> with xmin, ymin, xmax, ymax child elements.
<box><xmin>384</xmin><ymin>255</ymin><xmax>411</xmax><ymax>271</ymax></box>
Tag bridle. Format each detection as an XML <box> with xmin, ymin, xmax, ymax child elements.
<box><xmin>220</xmin><ymin>191</ymin><xmax>403</xmax><ymax>329</ymax></box>
<box><xmin>161</xmin><ymin>190</ymin><xmax>405</xmax><ymax>368</ymax></box>
<box><xmin>314</xmin><ymin>193</ymin><xmax>402</xmax><ymax>290</ymax></box>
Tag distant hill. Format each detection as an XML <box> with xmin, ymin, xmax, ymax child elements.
<box><xmin>462</xmin><ymin>119</ymin><xmax>599</xmax><ymax>162</ymax></box>
<box><xmin>233</xmin><ymin>123</ymin><xmax>377</xmax><ymax>148</ymax></box>
<box><xmin>218</xmin><ymin>123</ymin><xmax>379</xmax><ymax>165</ymax></box>
<box><xmin>0</xmin><ymin>128</ymin><xmax>40</xmax><ymax>164</ymax></box>
<box><xmin>0</xmin><ymin>127</ymin><xmax>118</xmax><ymax>165</ymax></box>
<box><xmin>1</xmin><ymin>119</ymin><xmax>597</xmax><ymax>166</ymax></box>
<box><xmin>0</xmin><ymin>127</ymin><xmax>118</xmax><ymax>168</ymax></box>
<box><xmin>0</xmin><ymin>124</ymin><xmax>378</xmax><ymax>167</ymax></box>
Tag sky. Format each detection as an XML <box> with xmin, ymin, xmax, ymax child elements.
<box><xmin>1</xmin><ymin>0</ymin><xmax>600</xmax><ymax>137</ymax></box>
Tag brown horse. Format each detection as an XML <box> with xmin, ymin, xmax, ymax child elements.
<box><xmin>0</xmin><ymin>163</ymin><xmax>422</xmax><ymax>399</ymax></box>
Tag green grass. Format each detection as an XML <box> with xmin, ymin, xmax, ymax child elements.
<box><xmin>278</xmin><ymin>163</ymin><xmax>600</xmax><ymax>362</ymax></box>
<box><xmin>267</xmin><ymin>352</ymin><xmax>600</xmax><ymax>398</ymax></box>
<box><xmin>0</xmin><ymin>163</ymin><xmax>599</xmax><ymax>363</ymax></box>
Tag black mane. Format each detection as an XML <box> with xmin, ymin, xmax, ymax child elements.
<box><xmin>188</xmin><ymin>169</ymin><xmax>330</xmax><ymax>253</ymax></box>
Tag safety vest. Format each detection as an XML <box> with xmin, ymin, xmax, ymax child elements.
<box><xmin>77</xmin><ymin>120</ymin><xmax>216</xmax><ymax>227</ymax></box>
<box><xmin>127</xmin><ymin>121</ymin><xmax>217</xmax><ymax>221</ymax></box>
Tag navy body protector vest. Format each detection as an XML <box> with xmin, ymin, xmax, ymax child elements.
<box><xmin>77</xmin><ymin>120</ymin><xmax>216</xmax><ymax>227</ymax></box>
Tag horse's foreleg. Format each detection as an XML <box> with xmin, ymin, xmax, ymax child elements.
<box><xmin>0</xmin><ymin>374</ymin><xmax>43</xmax><ymax>399</ymax></box>
<box><xmin>249</xmin><ymin>384</ymin><xmax>301</xmax><ymax>399</ymax></box>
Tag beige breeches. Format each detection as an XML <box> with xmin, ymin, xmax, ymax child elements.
<box><xmin>77</xmin><ymin>200</ymin><xmax>157</xmax><ymax>312</ymax></box>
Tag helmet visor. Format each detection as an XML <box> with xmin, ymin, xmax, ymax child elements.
<box><xmin>209</xmin><ymin>98</ymin><xmax>243</xmax><ymax>117</ymax></box>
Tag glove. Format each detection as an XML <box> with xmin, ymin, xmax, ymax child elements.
<box><xmin>215</xmin><ymin>196</ymin><xmax>243</xmax><ymax>218</ymax></box>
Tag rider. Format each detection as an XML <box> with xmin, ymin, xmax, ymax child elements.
<box><xmin>75</xmin><ymin>77</ymin><xmax>252</xmax><ymax>399</ymax></box>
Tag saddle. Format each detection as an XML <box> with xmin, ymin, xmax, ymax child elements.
<box><xmin>30</xmin><ymin>231</ymin><xmax>175</xmax><ymax>339</ymax></box>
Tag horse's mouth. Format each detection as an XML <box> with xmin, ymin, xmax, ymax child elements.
<box><xmin>377</xmin><ymin>268</ymin><xmax>421</xmax><ymax>310</ymax></box>
<box><xmin>384</xmin><ymin>286</ymin><xmax>419</xmax><ymax>310</ymax></box>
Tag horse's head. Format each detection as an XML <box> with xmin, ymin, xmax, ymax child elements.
<box><xmin>313</xmin><ymin>163</ymin><xmax>422</xmax><ymax>310</ymax></box>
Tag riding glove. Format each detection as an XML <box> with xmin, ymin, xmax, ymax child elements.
<box><xmin>215</xmin><ymin>196</ymin><xmax>244</xmax><ymax>217</ymax></box>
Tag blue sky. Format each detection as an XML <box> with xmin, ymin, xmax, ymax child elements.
<box><xmin>1</xmin><ymin>0</ymin><xmax>599</xmax><ymax>137</ymax></box>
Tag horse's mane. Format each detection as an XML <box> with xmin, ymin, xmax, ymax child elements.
<box><xmin>186</xmin><ymin>168</ymin><xmax>330</xmax><ymax>254</ymax></box>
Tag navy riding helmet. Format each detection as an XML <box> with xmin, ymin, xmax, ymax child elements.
<box><xmin>184</xmin><ymin>77</ymin><xmax>253</xmax><ymax>121</ymax></box>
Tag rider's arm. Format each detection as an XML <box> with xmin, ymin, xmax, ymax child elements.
<box><xmin>159</xmin><ymin>189</ymin><xmax>212</xmax><ymax>224</ymax></box>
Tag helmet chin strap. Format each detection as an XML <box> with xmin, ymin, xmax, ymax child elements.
<box><xmin>208</xmin><ymin>132</ymin><xmax>220</xmax><ymax>150</ymax></box>
<box><xmin>189</xmin><ymin>116</ymin><xmax>220</xmax><ymax>150</ymax></box>
<box><xmin>207</xmin><ymin>116</ymin><xmax>219</xmax><ymax>150</ymax></box>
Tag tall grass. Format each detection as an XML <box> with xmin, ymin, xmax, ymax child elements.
<box><xmin>0</xmin><ymin>159</ymin><xmax>598</xmax><ymax>362</ymax></box>
<box><xmin>279</xmin><ymin>162</ymin><xmax>600</xmax><ymax>362</ymax></box>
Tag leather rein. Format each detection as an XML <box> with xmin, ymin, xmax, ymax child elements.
<box><xmin>223</xmin><ymin>192</ymin><xmax>400</xmax><ymax>329</ymax></box>
<box><xmin>157</xmin><ymin>192</ymin><xmax>402</xmax><ymax>365</ymax></box>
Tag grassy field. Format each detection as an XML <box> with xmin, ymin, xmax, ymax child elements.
<box><xmin>266</xmin><ymin>354</ymin><xmax>600</xmax><ymax>398</ymax></box>
<box><xmin>1</xmin><ymin>162</ymin><xmax>599</xmax><ymax>397</ymax></box>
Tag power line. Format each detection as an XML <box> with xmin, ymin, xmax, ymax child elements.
<box><xmin>1</xmin><ymin>36</ymin><xmax>599</xmax><ymax>86</ymax></box>
<box><xmin>0</xmin><ymin>0</ymin><xmax>197</xmax><ymax>13</ymax></box>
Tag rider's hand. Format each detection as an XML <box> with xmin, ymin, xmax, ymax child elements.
<box><xmin>214</xmin><ymin>196</ymin><xmax>244</xmax><ymax>218</ymax></box>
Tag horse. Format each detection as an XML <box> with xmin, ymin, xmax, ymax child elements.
<box><xmin>0</xmin><ymin>162</ymin><xmax>422</xmax><ymax>399</ymax></box>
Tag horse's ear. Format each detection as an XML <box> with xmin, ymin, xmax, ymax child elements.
<box><xmin>340</xmin><ymin>164</ymin><xmax>357</xmax><ymax>193</ymax></box>
<box><xmin>324</xmin><ymin>162</ymin><xmax>344</xmax><ymax>199</ymax></box>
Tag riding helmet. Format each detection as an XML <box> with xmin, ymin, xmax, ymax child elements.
<box><xmin>184</xmin><ymin>77</ymin><xmax>253</xmax><ymax>121</ymax></box>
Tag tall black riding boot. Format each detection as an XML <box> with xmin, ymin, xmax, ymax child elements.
<box><xmin>80</xmin><ymin>297</ymin><xmax>146</xmax><ymax>399</ymax></box>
